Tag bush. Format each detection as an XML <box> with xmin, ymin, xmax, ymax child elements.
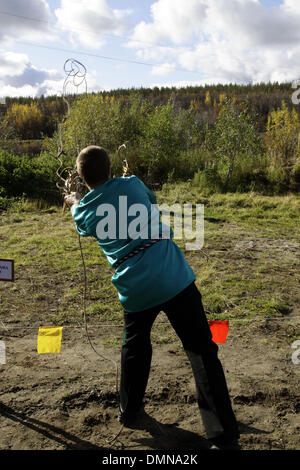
<box><xmin>4</xmin><ymin>102</ymin><xmax>44</xmax><ymax>140</ymax></box>
<box><xmin>222</xmin><ymin>151</ymin><xmax>269</xmax><ymax>193</ymax></box>
<box><xmin>42</xmin><ymin>94</ymin><xmax>148</xmax><ymax>173</ymax></box>
<box><xmin>291</xmin><ymin>159</ymin><xmax>300</xmax><ymax>189</ymax></box>
<box><xmin>139</xmin><ymin>101</ymin><xmax>197</xmax><ymax>184</ymax></box>
<box><xmin>166</xmin><ymin>148</ymin><xmax>207</xmax><ymax>182</ymax></box>
<box><xmin>204</xmin><ymin>99</ymin><xmax>264</xmax><ymax>192</ymax></box>
<box><xmin>193</xmin><ymin>168</ymin><xmax>223</xmax><ymax>194</ymax></box>
<box><xmin>0</xmin><ymin>150</ymin><xmax>60</xmax><ymax>201</ymax></box>
<box><xmin>0</xmin><ymin>193</ymin><xmax>14</xmax><ymax>212</ymax></box>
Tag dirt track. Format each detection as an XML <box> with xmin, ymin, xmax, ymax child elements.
<box><xmin>0</xmin><ymin>315</ymin><xmax>299</xmax><ymax>451</ymax></box>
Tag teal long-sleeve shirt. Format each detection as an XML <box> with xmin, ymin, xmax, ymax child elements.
<box><xmin>71</xmin><ymin>175</ymin><xmax>195</xmax><ymax>312</ymax></box>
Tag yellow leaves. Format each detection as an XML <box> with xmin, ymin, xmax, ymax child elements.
<box><xmin>205</xmin><ymin>90</ymin><xmax>211</xmax><ymax>106</ymax></box>
<box><xmin>219</xmin><ymin>93</ymin><xmax>227</xmax><ymax>105</ymax></box>
<box><xmin>5</xmin><ymin>102</ymin><xmax>43</xmax><ymax>139</ymax></box>
<box><xmin>98</xmin><ymin>95</ymin><xmax>116</xmax><ymax>105</ymax></box>
<box><xmin>189</xmin><ymin>99</ymin><xmax>201</xmax><ymax>111</ymax></box>
<box><xmin>266</xmin><ymin>100</ymin><xmax>300</xmax><ymax>168</ymax></box>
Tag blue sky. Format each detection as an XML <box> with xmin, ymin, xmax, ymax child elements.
<box><xmin>0</xmin><ymin>0</ymin><xmax>299</xmax><ymax>98</ymax></box>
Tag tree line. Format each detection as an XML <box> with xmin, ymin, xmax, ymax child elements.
<box><xmin>0</xmin><ymin>82</ymin><xmax>297</xmax><ymax>140</ymax></box>
<box><xmin>0</xmin><ymin>82</ymin><xmax>299</xmax><ymax>202</ymax></box>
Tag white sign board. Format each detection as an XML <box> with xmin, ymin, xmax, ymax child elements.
<box><xmin>0</xmin><ymin>259</ymin><xmax>14</xmax><ymax>282</ymax></box>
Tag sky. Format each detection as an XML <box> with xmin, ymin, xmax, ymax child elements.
<box><xmin>0</xmin><ymin>0</ymin><xmax>299</xmax><ymax>98</ymax></box>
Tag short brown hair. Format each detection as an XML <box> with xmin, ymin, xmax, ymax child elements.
<box><xmin>76</xmin><ymin>146</ymin><xmax>110</xmax><ymax>187</ymax></box>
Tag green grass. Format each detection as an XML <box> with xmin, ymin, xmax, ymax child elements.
<box><xmin>0</xmin><ymin>186</ymin><xmax>299</xmax><ymax>343</ymax></box>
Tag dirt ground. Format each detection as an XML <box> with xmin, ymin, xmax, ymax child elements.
<box><xmin>0</xmin><ymin>314</ymin><xmax>299</xmax><ymax>451</ymax></box>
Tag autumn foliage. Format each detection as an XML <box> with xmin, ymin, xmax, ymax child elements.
<box><xmin>0</xmin><ymin>83</ymin><xmax>300</xmax><ymax>200</ymax></box>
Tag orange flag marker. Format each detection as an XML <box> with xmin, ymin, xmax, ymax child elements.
<box><xmin>208</xmin><ymin>321</ymin><xmax>229</xmax><ymax>344</ymax></box>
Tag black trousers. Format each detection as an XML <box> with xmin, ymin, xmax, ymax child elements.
<box><xmin>120</xmin><ymin>282</ymin><xmax>239</xmax><ymax>440</ymax></box>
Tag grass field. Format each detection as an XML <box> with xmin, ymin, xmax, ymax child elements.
<box><xmin>1</xmin><ymin>183</ymin><xmax>299</xmax><ymax>330</ymax></box>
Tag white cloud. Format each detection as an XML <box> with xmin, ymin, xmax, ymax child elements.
<box><xmin>37</xmin><ymin>75</ymin><xmax>91</xmax><ymax>98</ymax></box>
<box><xmin>0</xmin><ymin>50</ymin><xmax>63</xmax><ymax>98</ymax></box>
<box><xmin>151</xmin><ymin>62</ymin><xmax>176</xmax><ymax>76</ymax></box>
<box><xmin>0</xmin><ymin>50</ymin><xmax>106</xmax><ymax>98</ymax></box>
<box><xmin>0</xmin><ymin>51</ymin><xmax>29</xmax><ymax>77</ymax></box>
<box><xmin>205</xmin><ymin>0</ymin><xmax>300</xmax><ymax>48</ymax></box>
<box><xmin>282</xmin><ymin>0</ymin><xmax>300</xmax><ymax>15</ymax></box>
<box><xmin>128</xmin><ymin>0</ymin><xmax>300</xmax><ymax>85</ymax></box>
<box><xmin>2</xmin><ymin>0</ymin><xmax>300</xmax><ymax>96</ymax></box>
<box><xmin>0</xmin><ymin>0</ymin><xmax>53</xmax><ymax>43</ymax></box>
<box><xmin>55</xmin><ymin>0</ymin><xmax>133</xmax><ymax>49</ymax></box>
<box><xmin>131</xmin><ymin>0</ymin><xmax>300</xmax><ymax>49</ymax></box>
<box><xmin>0</xmin><ymin>75</ymin><xmax>105</xmax><ymax>98</ymax></box>
<box><xmin>0</xmin><ymin>84</ymin><xmax>39</xmax><ymax>98</ymax></box>
<box><xmin>131</xmin><ymin>0</ymin><xmax>208</xmax><ymax>46</ymax></box>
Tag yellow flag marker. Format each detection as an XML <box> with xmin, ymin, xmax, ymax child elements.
<box><xmin>37</xmin><ymin>327</ymin><xmax>63</xmax><ymax>354</ymax></box>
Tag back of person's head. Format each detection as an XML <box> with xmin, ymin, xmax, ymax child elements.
<box><xmin>76</xmin><ymin>145</ymin><xmax>111</xmax><ymax>188</ymax></box>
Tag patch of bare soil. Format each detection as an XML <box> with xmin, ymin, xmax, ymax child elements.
<box><xmin>0</xmin><ymin>318</ymin><xmax>299</xmax><ymax>451</ymax></box>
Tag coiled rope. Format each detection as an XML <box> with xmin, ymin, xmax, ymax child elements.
<box><xmin>52</xmin><ymin>59</ymin><xmax>133</xmax><ymax>446</ymax></box>
<box><xmin>53</xmin><ymin>59</ymin><xmax>120</xmax><ymax>394</ymax></box>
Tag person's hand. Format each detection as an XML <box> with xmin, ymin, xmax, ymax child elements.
<box><xmin>64</xmin><ymin>191</ymin><xmax>81</xmax><ymax>207</ymax></box>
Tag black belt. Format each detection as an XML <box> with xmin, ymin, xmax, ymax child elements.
<box><xmin>114</xmin><ymin>239</ymin><xmax>164</xmax><ymax>270</ymax></box>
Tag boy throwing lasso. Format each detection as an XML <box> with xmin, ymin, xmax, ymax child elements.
<box><xmin>65</xmin><ymin>145</ymin><xmax>240</xmax><ymax>450</ymax></box>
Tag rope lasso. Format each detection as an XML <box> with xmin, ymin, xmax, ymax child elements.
<box><xmin>52</xmin><ymin>59</ymin><xmax>132</xmax><ymax>447</ymax></box>
<box><xmin>52</xmin><ymin>59</ymin><xmax>121</xmax><ymax>389</ymax></box>
<box><xmin>78</xmin><ymin>233</ymin><xmax>119</xmax><ymax>394</ymax></box>
<box><xmin>54</xmin><ymin>59</ymin><xmax>89</xmax><ymax>210</ymax></box>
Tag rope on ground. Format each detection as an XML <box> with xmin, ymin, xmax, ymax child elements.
<box><xmin>105</xmin><ymin>423</ymin><xmax>124</xmax><ymax>447</ymax></box>
<box><xmin>79</xmin><ymin>232</ymin><xmax>125</xmax><ymax>448</ymax></box>
<box><xmin>78</xmin><ymin>233</ymin><xmax>119</xmax><ymax>395</ymax></box>
<box><xmin>0</xmin><ymin>316</ymin><xmax>299</xmax><ymax>330</ymax></box>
